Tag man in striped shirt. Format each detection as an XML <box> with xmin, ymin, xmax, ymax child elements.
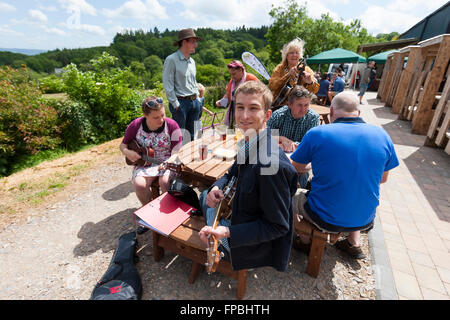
<box><xmin>267</xmin><ymin>85</ymin><xmax>320</xmax><ymax>153</ymax></box>
<box><xmin>267</xmin><ymin>85</ymin><xmax>320</xmax><ymax>188</ymax></box>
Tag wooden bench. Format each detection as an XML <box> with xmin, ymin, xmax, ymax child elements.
<box><xmin>293</xmin><ymin>215</ymin><xmax>341</xmax><ymax>278</ymax></box>
<box><xmin>151</xmin><ymin>216</ymin><xmax>248</xmax><ymax>299</ymax></box>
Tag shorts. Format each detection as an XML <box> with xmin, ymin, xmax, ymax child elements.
<box><xmin>358</xmin><ymin>83</ymin><xmax>369</xmax><ymax>97</ymax></box>
<box><xmin>292</xmin><ymin>188</ymin><xmax>374</xmax><ymax>233</ymax></box>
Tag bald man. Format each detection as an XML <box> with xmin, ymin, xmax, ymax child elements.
<box><xmin>290</xmin><ymin>92</ymin><xmax>399</xmax><ymax>259</ymax></box>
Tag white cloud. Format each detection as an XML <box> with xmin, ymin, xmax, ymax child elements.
<box><xmin>28</xmin><ymin>9</ymin><xmax>48</xmax><ymax>23</ymax></box>
<box><xmin>0</xmin><ymin>24</ymin><xmax>23</xmax><ymax>37</ymax></box>
<box><xmin>102</xmin><ymin>0</ymin><xmax>168</xmax><ymax>21</ymax></box>
<box><xmin>358</xmin><ymin>0</ymin><xmax>449</xmax><ymax>35</ymax></box>
<box><xmin>57</xmin><ymin>0</ymin><xmax>97</xmax><ymax>16</ymax></box>
<box><xmin>45</xmin><ymin>27</ymin><xmax>66</xmax><ymax>36</ymax></box>
<box><xmin>0</xmin><ymin>2</ymin><xmax>16</xmax><ymax>12</ymax></box>
<box><xmin>358</xmin><ymin>5</ymin><xmax>422</xmax><ymax>34</ymax></box>
<box><xmin>74</xmin><ymin>24</ymin><xmax>105</xmax><ymax>36</ymax></box>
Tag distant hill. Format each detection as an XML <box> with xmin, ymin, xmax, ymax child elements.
<box><xmin>0</xmin><ymin>48</ymin><xmax>47</xmax><ymax>56</ymax></box>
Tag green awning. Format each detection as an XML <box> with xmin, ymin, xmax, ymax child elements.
<box><xmin>306</xmin><ymin>48</ymin><xmax>367</xmax><ymax>64</ymax></box>
<box><xmin>368</xmin><ymin>50</ymin><xmax>398</xmax><ymax>64</ymax></box>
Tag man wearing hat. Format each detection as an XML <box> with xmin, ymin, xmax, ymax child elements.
<box><xmin>216</xmin><ymin>60</ymin><xmax>259</xmax><ymax>128</ymax></box>
<box><xmin>163</xmin><ymin>28</ymin><xmax>202</xmax><ymax>141</ymax></box>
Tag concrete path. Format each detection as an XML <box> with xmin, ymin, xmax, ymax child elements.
<box><xmin>357</xmin><ymin>90</ymin><xmax>450</xmax><ymax>300</ymax></box>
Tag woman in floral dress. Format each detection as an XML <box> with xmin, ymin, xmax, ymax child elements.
<box><xmin>120</xmin><ymin>96</ymin><xmax>182</xmax><ymax>206</ymax></box>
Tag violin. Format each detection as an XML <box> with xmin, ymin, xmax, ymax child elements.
<box><xmin>271</xmin><ymin>57</ymin><xmax>307</xmax><ymax>110</ymax></box>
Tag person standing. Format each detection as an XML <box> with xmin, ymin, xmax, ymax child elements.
<box><xmin>358</xmin><ymin>61</ymin><xmax>375</xmax><ymax>104</ymax></box>
<box><xmin>268</xmin><ymin>38</ymin><xmax>319</xmax><ymax>110</ymax></box>
<box><xmin>163</xmin><ymin>28</ymin><xmax>202</xmax><ymax>141</ymax></box>
<box><xmin>216</xmin><ymin>60</ymin><xmax>259</xmax><ymax>128</ymax></box>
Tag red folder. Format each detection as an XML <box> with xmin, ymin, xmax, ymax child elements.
<box><xmin>133</xmin><ymin>192</ymin><xmax>194</xmax><ymax>236</ymax></box>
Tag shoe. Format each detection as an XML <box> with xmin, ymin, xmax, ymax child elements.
<box><xmin>335</xmin><ymin>239</ymin><xmax>365</xmax><ymax>259</ymax></box>
<box><xmin>292</xmin><ymin>235</ymin><xmax>311</xmax><ymax>255</ymax></box>
<box><xmin>136</xmin><ymin>226</ymin><xmax>149</xmax><ymax>235</ymax></box>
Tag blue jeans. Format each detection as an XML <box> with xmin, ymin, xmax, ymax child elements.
<box><xmin>199</xmin><ymin>189</ymin><xmax>231</xmax><ymax>253</ymax></box>
<box><xmin>358</xmin><ymin>83</ymin><xmax>369</xmax><ymax>97</ymax></box>
<box><xmin>298</xmin><ymin>172</ymin><xmax>309</xmax><ymax>189</ymax></box>
<box><xmin>169</xmin><ymin>98</ymin><xmax>202</xmax><ymax>140</ymax></box>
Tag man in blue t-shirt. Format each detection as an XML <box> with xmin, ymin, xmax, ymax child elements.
<box><xmin>290</xmin><ymin>92</ymin><xmax>399</xmax><ymax>259</ymax></box>
<box><xmin>327</xmin><ymin>73</ymin><xmax>345</xmax><ymax>103</ymax></box>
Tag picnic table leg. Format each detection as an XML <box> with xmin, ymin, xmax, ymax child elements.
<box><xmin>236</xmin><ymin>270</ymin><xmax>247</xmax><ymax>300</ymax></box>
<box><xmin>306</xmin><ymin>230</ymin><xmax>327</xmax><ymax>278</ymax></box>
<box><xmin>152</xmin><ymin>231</ymin><xmax>165</xmax><ymax>262</ymax></box>
<box><xmin>188</xmin><ymin>262</ymin><xmax>203</xmax><ymax>284</ymax></box>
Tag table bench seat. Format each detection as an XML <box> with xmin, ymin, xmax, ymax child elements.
<box><xmin>151</xmin><ymin>216</ymin><xmax>248</xmax><ymax>299</ymax></box>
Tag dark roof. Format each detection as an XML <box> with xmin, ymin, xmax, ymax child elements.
<box><xmin>357</xmin><ymin>38</ymin><xmax>419</xmax><ymax>54</ymax></box>
<box><xmin>399</xmin><ymin>2</ymin><xmax>450</xmax><ymax>41</ymax></box>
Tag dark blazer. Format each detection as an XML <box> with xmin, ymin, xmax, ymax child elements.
<box><xmin>212</xmin><ymin>129</ymin><xmax>298</xmax><ymax>271</ymax></box>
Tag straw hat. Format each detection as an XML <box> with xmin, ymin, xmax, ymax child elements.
<box><xmin>173</xmin><ymin>28</ymin><xmax>202</xmax><ymax>46</ymax></box>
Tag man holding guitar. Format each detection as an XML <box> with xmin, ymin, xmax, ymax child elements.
<box><xmin>120</xmin><ymin>96</ymin><xmax>182</xmax><ymax>206</ymax></box>
<box><xmin>269</xmin><ymin>38</ymin><xmax>319</xmax><ymax>110</ymax></box>
<box><xmin>198</xmin><ymin>81</ymin><xmax>298</xmax><ymax>272</ymax></box>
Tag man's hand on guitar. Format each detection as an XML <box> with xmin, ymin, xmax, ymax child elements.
<box><xmin>206</xmin><ymin>187</ymin><xmax>224</xmax><ymax>208</ymax></box>
<box><xmin>199</xmin><ymin>225</ymin><xmax>230</xmax><ymax>244</ymax></box>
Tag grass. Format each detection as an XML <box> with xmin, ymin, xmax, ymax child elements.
<box><xmin>13</xmin><ymin>163</ymin><xmax>88</xmax><ymax>205</ymax></box>
<box><xmin>9</xmin><ymin>144</ymin><xmax>95</xmax><ymax>176</ymax></box>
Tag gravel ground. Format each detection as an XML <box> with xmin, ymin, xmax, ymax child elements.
<box><xmin>0</xmin><ymin>153</ymin><xmax>376</xmax><ymax>300</ymax></box>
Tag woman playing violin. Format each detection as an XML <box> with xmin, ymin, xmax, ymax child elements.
<box><xmin>120</xmin><ymin>96</ymin><xmax>182</xmax><ymax>206</ymax></box>
<box><xmin>268</xmin><ymin>38</ymin><xmax>319</xmax><ymax>109</ymax></box>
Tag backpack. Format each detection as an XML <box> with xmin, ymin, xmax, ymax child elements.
<box><xmin>90</xmin><ymin>232</ymin><xmax>142</xmax><ymax>300</ymax></box>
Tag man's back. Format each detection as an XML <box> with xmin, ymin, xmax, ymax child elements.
<box><xmin>291</xmin><ymin>118</ymin><xmax>398</xmax><ymax>228</ymax></box>
<box><xmin>333</xmin><ymin>77</ymin><xmax>345</xmax><ymax>92</ymax></box>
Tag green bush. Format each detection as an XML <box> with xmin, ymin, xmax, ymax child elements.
<box><xmin>0</xmin><ymin>66</ymin><xmax>62</xmax><ymax>175</ymax></box>
<box><xmin>62</xmin><ymin>52</ymin><xmax>145</xmax><ymax>142</ymax></box>
<box><xmin>196</xmin><ymin>64</ymin><xmax>227</xmax><ymax>87</ymax></box>
<box><xmin>39</xmin><ymin>74</ymin><xmax>65</xmax><ymax>93</ymax></box>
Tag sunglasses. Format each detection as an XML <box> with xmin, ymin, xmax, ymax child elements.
<box><xmin>145</xmin><ymin>97</ymin><xmax>163</xmax><ymax>109</ymax></box>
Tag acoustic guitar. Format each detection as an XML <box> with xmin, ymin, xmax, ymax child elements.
<box><xmin>205</xmin><ymin>176</ymin><xmax>237</xmax><ymax>274</ymax></box>
<box><xmin>271</xmin><ymin>57</ymin><xmax>307</xmax><ymax>111</ymax></box>
<box><xmin>125</xmin><ymin>139</ymin><xmax>182</xmax><ymax>175</ymax></box>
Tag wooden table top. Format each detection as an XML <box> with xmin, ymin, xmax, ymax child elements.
<box><xmin>310</xmin><ymin>104</ymin><xmax>330</xmax><ymax>124</ymax></box>
<box><xmin>176</xmin><ymin>105</ymin><xmax>329</xmax><ymax>185</ymax></box>
<box><xmin>310</xmin><ymin>104</ymin><xmax>330</xmax><ymax>115</ymax></box>
<box><xmin>177</xmin><ymin>133</ymin><xmax>237</xmax><ymax>186</ymax></box>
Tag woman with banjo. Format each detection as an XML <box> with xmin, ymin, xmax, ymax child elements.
<box><xmin>268</xmin><ymin>38</ymin><xmax>319</xmax><ymax>110</ymax></box>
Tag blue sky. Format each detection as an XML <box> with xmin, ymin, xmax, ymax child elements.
<box><xmin>0</xmin><ymin>0</ymin><xmax>448</xmax><ymax>50</ymax></box>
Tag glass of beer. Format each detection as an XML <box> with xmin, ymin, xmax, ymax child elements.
<box><xmin>216</xmin><ymin>125</ymin><xmax>227</xmax><ymax>141</ymax></box>
<box><xmin>198</xmin><ymin>144</ymin><xmax>208</xmax><ymax>160</ymax></box>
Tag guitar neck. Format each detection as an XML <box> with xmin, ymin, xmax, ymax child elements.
<box><xmin>141</xmin><ymin>154</ymin><xmax>163</xmax><ymax>166</ymax></box>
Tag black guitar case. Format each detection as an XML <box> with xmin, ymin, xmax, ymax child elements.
<box><xmin>90</xmin><ymin>232</ymin><xmax>142</xmax><ymax>300</ymax></box>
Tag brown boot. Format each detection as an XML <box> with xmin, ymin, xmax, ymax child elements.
<box><xmin>335</xmin><ymin>239</ymin><xmax>365</xmax><ymax>259</ymax></box>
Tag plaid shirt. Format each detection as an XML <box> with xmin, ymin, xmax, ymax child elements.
<box><xmin>267</xmin><ymin>106</ymin><xmax>320</xmax><ymax>143</ymax></box>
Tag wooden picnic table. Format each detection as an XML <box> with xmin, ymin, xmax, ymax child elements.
<box><xmin>310</xmin><ymin>104</ymin><xmax>330</xmax><ymax>124</ymax></box>
<box><xmin>150</xmin><ymin>112</ymin><xmax>331</xmax><ymax>298</ymax></box>
<box><xmin>177</xmin><ymin>132</ymin><xmax>237</xmax><ymax>187</ymax></box>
